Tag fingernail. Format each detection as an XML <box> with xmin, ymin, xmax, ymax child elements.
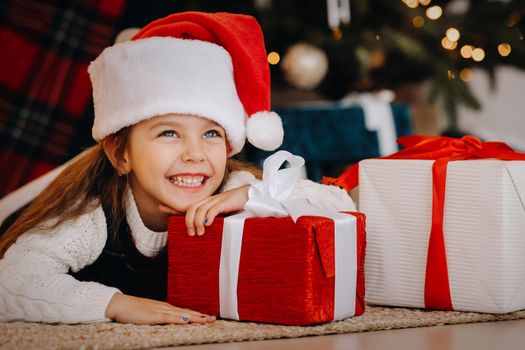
<box><xmin>197</xmin><ymin>228</ymin><xmax>204</xmax><ymax>236</ymax></box>
<box><xmin>181</xmin><ymin>317</ymin><xmax>189</xmax><ymax>323</ymax></box>
<box><xmin>204</xmin><ymin>218</ymin><xmax>209</xmax><ymax>226</ymax></box>
<box><xmin>188</xmin><ymin>229</ymin><xmax>195</xmax><ymax>236</ymax></box>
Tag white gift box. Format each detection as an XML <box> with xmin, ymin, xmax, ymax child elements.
<box><xmin>359</xmin><ymin>158</ymin><xmax>525</xmax><ymax>313</ymax></box>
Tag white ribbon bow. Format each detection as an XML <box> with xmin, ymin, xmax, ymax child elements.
<box><xmin>219</xmin><ymin>150</ymin><xmax>357</xmax><ymax>321</ymax></box>
<box><xmin>245</xmin><ymin>150</ymin><xmax>310</xmax><ymax>220</ymax></box>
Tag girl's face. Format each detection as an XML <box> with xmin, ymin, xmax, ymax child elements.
<box><xmin>123</xmin><ymin>114</ymin><xmax>228</xmax><ymax>230</ymax></box>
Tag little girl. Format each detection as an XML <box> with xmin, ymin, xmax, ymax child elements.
<box><xmin>0</xmin><ymin>12</ymin><xmax>355</xmax><ymax>325</ymax></box>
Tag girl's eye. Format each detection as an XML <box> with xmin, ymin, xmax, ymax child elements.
<box><xmin>159</xmin><ymin>130</ymin><xmax>178</xmax><ymax>138</ymax></box>
<box><xmin>204</xmin><ymin>129</ymin><xmax>221</xmax><ymax>138</ymax></box>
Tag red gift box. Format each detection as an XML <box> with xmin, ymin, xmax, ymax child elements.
<box><xmin>167</xmin><ymin>213</ymin><xmax>366</xmax><ymax>325</ymax></box>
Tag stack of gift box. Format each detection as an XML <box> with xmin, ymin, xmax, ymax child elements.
<box><xmin>166</xmin><ymin>101</ymin><xmax>525</xmax><ymax>325</ymax></box>
<box><xmin>243</xmin><ymin>99</ymin><xmax>412</xmax><ymax>181</ymax></box>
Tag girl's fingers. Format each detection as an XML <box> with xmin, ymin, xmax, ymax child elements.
<box><xmin>184</xmin><ymin>205</ymin><xmax>197</xmax><ymax>236</ymax></box>
<box><xmin>172</xmin><ymin>306</ymin><xmax>211</xmax><ymax>318</ymax></box>
<box><xmin>167</xmin><ymin>314</ymin><xmax>206</xmax><ymax>324</ymax></box>
<box><xmin>185</xmin><ymin>187</ymin><xmax>249</xmax><ymax>237</ymax></box>
<box><xmin>193</xmin><ymin>200</ymin><xmax>219</xmax><ymax>236</ymax></box>
<box><xmin>180</xmin><ymin>311</ymin><xmax>216</xmax><ymax>322</ymax></box>
<box><xmin>202</xmin><ymin>205</ymin><xmax>220</xmax><ymax>227</ymax></box>
<box><xmin>194</xmin><ymin>198</ymin><xmax>227</xmax><ymax>235</ymax></box>
<box><xmin>185</xmin><ymin>198</ymin><xmax>210</xmax><ymax>236</ymax></box>
<box><xmin>162</xmin><ymin>307</ymin><xmax>216</xmax><ymax>324</ymax></box>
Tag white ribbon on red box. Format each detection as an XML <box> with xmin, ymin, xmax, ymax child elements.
<box><xmin>219</xmin><ymin>150</ymin><xmax>357</xmax><ymax>321</ymax></box>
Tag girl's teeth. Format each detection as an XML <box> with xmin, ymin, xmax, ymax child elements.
<box><xmin>169</xmin><ymin>176</ymin><xmax>205</xmax><ymax>187</ymax></box>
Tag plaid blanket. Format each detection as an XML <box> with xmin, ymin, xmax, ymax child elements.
<box><xmin>0</xmin><ymin>0</ymin><xmax>126</xmax><ymax>198</ymax></box>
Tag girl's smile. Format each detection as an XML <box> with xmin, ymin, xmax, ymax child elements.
<box><xmin>168</xmin><ymin>174</ymin><xmax>207</xmax><ymax>188</ymax></box>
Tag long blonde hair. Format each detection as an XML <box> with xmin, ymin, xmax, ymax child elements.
<box><xmin>0</xmin><ymin>128</ymin><xmax>261</xmax><ymax>258</ymax></box>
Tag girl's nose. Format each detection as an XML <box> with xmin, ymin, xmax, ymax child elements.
<box><xmin>182</xmin><ymin>139</ymin><xmax>206</xmax><ymax>162</ymax></box>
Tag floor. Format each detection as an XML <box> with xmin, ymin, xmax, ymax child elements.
<box><xmin>168</xmin><ymin>319</ymin><xmax>525</xmax><ymax>350</ymax></box>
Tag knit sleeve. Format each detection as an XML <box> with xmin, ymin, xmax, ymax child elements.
<box><xmin>0</xmin><ymin>205</ymin><xmax>120</xmax><ymax>324</ymax></box>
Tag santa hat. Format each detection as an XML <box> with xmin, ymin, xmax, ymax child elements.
<box><xmin>88</xmin><ymin>12</ymin><xmax>283</xmax><ymax>155</ymax></box>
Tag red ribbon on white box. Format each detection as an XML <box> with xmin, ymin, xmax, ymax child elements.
<box><xmin>219</xmin><ymin>151</ymin><xmax>357</xmax><ymax>321</ymax></box>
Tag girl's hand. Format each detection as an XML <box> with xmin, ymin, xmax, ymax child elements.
<box><xmin>105</xmin><ymin>293</ymin><xmax>216</xmax><ymax>325</ymax></box>
<box><xmin>159</xmin><ymin>185</ymin><xmax>249</xmax><ymax>236</ymax></box>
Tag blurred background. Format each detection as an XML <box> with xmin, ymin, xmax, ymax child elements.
<box><xmin>0</xmin><ymin>0</ymin><xmax>524</xmax><ymax>197</ymax></box>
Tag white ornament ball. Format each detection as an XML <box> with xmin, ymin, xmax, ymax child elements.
<box><xmin>281</xmin><ymin>42</ymin><xmax>329</xmax><ymax>90</ymax></box>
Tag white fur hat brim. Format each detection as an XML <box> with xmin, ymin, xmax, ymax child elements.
<box><xmin>89</xmin><ymin>37</ymin><xmax>247</xmax><ymax>155</ymax></box>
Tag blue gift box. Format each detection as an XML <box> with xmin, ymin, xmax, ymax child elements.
<box><xmin>243</xmin><ymin>102</ymin><xmax>412</xmax><ymax>181</ymax></box>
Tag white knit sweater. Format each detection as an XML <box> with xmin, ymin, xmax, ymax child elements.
<box><xmin>0</xmin><ymin>171</ymin><xmax>355</xmax><ymax>324</ymax></box>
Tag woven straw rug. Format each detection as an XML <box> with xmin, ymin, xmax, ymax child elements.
<box><xmin>1</xmin><ymin>305</ymin><xmax>524</xmax><ymax>350</ymax></box>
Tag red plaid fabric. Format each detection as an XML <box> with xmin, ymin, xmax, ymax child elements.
<box><xmin>0</xmin><ymin>0</ymin><xmax>126</xmax><ymax>198</ymax></box>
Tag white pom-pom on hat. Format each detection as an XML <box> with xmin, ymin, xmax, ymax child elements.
<box><xmin>246</xmin><ymin>111</ymin><xmax>284</xmax><ymax>151</ymax></box>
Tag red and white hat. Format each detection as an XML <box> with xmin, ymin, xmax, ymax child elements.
<box><xmin>88</xmin><ymin>12</ymin><xmax>283</xmax><ymax>155</ymax></box>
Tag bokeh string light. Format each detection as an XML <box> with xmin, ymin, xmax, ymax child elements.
<box><xmin>403</xmin><ymin>0</ymin><xmax>419</xmax><ymax>9</ymax></box>
<box><xmin>400</xmin><ymin>0</ymin><xmax>516</xmax><ymax>63</ymax></box>
<box><xmin>441</xmin><ymin>37</ymin><xmax>457</xmax><ymax>50</ymax></box>
<box><xmin>412</xmin><ymin>15</ymin><xmax>425</xmax><ymax>28</ymax></box>
<box><xmin>446</xmin><ymin>28</ymin><xmax>460</xmax><ymax>42</ymax></box>
<box><xmin>472</xmin><ymin>48</ymin><xmax>485</xmax><ymax>62</ymax></box>
<box><xmin>426</xmin><ymin>6</ymin><xmax>442</xmax><ymax>20</ymax></box>
<box><xmin>267</xmin><ymin>51</ymin><xmax>280</xmax><ymax>65</ymax></box>
<box><xmin>460</xmin><ymin>45</ymin><xmax>473</xmax><ymax>59</ymax></box>
<box><xmin>403</xmin><ymin>0</ymin><xmax>497</xmax><ymax>64</ymax></box>
<box><xmin>402</xmin><ymin>0</ymin><xmax>433</xmax><ymax>8</ymax></box>
<box><xmin>459</xmin><ymin>68</ymin><xmax>473</xmax><ymax>82</ymax></box>
<box><xmin>498</xmin><ymin>43</ymin><xmax>511</xmax><ymax>57</ymax></box>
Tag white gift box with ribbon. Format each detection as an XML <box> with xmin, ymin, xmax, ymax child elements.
<box><xmin>360</xmin><ymin>159</ymin><xmax>525</xmax><ymax>313</ymax></box>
